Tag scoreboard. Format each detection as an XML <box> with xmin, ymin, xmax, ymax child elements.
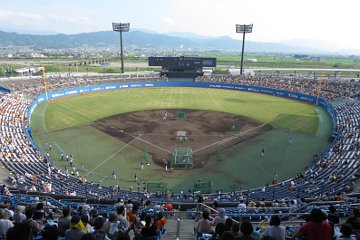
<box><xmin>148</xmin><ymin>56</ymin><xmax>217</xmax><ymax>81</ymax></box>
<box><xmin>148</xmin><ymin>57</ymin><xmax>216</xmax><ymax>68</ymax></box>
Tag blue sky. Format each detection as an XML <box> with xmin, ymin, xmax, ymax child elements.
<box><xmin>1</xmin><ymin>0</ymin><xmax>360</xmax><ymax>50</ymax></box>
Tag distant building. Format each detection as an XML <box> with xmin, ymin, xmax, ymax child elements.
<box><xmin>294</xmin><ymin>54</ymin><xmax>308</xmax><ymax>59</ymax></box>
<box><xmin>246</xmin><ymin>58</ymin><xmax>258</xmax><ymax>62</ymax></box>
<box><xmin>14</xmin><ymin>67</ymin><xmax>43</xmax><ymax>76</ymax></box>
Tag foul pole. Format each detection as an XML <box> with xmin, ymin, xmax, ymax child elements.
<box><xmin>315</xmin><ymin>73</ymin><xmax>324</xmax><ymax>105</ymax></box>
<box><xmin>42</xmin><ymin>66</ymin><xmax>48</xmax><ymax>101</ymax></box>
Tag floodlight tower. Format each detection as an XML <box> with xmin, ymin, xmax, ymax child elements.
<box><xmin>112</xmin><ymin>22</ymin><xmax>130</xmax><ymax>73</ymax></box>
<box><xmin>235</xmin><ymin>24</ymin><xmax>253</xmax><ymax>75</ymax></box>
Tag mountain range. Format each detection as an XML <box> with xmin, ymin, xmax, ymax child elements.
<box><xmin>0</xmin><ymin>29</ymin><xmax>358</xmax><ymax>54</ymax></box>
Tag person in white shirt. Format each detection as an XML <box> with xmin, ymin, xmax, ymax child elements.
<box><xmin>260</xmin><ymin>215</ymin><xmax>286</xmax><ymax>240</ymax></box>
<box><xmin>1</xmin><ymin>200</ymin><xmax>13</xmax><ymax>220</ymax></box>
<box><xmin>12</xmin><ymin>205</ymin><xmax>26</xmax><ymax>224</ymax></box>
<box><xmin>0</xmin><ymin>209</ymin><xmax>14</xmax><ymax>237</ymax></box>
<box><xmin>212</xmin><ymin>208</ymin><xmax>227</xmax><ymax>227</ymax></box>
<box><xmin>237</xmin><ymin>200</ymin><xmax>247</xmax><ymax>213</ymax></box>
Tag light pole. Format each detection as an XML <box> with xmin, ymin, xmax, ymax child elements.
<box><xmin>235</xmin><ymin>24</ymin><xmax>253</xmax><ymax>75</ymax></box>
<box><xmin>112</xmin><ymin>22</ymin><xmax>130</xmax><ymax>73</ymax></box>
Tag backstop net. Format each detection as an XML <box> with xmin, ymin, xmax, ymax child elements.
<box><xmin>170</xmin><ymin>148</ymin><xmax>193</xmax><ymax>168</ymax></box>
<box><xmin>176</xmin><ymin>112</ymin><xmax>186</xmax><ymax>120</ymax></box>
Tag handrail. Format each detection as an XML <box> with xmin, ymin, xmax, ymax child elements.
<box><xmin>200</xmin><ymin>203</ymin><xmax>240</xmax><ymax>224</ymax></box>
<box><xmin>8</xmin><ymin>189</ymin><xmax>20</xmax><ymax>195</ymax></box>
<box><xmin>175</xmin><ymin>218</ymin><xmax>180</xmax><ymax>240</ymax></box>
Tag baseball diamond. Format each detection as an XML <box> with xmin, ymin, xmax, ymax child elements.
<box><xmin>30</xmin><ymin>86</ymin><xmax>332</xmax><ymax>192</ymax></box>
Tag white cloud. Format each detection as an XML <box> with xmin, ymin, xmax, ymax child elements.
<box><xmin>52</xmin><ymin>15</ymin><xmax>89</xmax><ymax>23</ymax></box>
<box><xmin>163</xmin><ymin>17</ymin><xmax>175</xmax><ymax>25</ymax></box>
<box><xmin>1</xmin><ymin>0</ymin><xmax>360</xmax><ymax>49</ymax></box>
<box><xmin>0</xmin><ymin>9</ymin><xmax>45</xmax><ymax>23</ymax></box>
<box><xmin>0</xmin><ymin>9</ymin><xmax>12</xmax><ymax>17</ymax></box>
<box><xmin>18</xmin><ymin>13</ymin><xmax>44</xmax><ymax>21</ymax></box>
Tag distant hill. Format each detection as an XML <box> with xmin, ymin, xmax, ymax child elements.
<box><xmin>0</xmin><ymin>30</ymin><xmax>319</xmax><ymax>53</ymax></box>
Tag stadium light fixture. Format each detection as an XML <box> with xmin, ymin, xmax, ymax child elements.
<box><xmin>235</xmin><ymin>24</ymin><xmax>253</xmax><ymax>75</ymax></box>
<box><xmin>112</xmin><ymin>22</ymin><xmax>130</xmax><ymax>73</ymax></box>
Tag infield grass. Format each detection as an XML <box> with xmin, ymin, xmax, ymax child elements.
<box><xmin>30</xmin><ymin>87</ymin><xmax>332</xmax><ymax>192</ymax></box>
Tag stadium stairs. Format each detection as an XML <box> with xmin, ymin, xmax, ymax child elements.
<box><xmin>165</xmin><ymin>217</ymin><xmax>195</xmax><ymax>240</ymax></box>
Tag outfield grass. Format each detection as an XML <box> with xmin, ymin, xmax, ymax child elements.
<box><xmin>30</xmin><ymin>87</ymin><xmax>333</xmax><ymax>192</ymax></box>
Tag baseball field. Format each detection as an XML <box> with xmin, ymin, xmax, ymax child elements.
<box><xmin>30</xmin><ymin>87</ymin><xmax>333</xmax><ymax>193</ymax></box>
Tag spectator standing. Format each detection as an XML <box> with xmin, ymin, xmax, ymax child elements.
<box><xmin>212</xmin><ymin>208</ymin><xmax>227</xmax><ymax>227</ymax></box>
<box><xmin>0</xmin><ymin>209</ymin><xmax>13</xmax><ymax>237</ymax></box>
<box><xmin>155</xmin><ymin>212</ymin><xmax>167</xmax><ymax>233</ymax></box>
<box><xmin>260</xmin><ymin>215</ymin><xmax>286</xmax><ymax>240</ymax></box>
<box><xmin>115</xmin><ymin>231</ymin><xmax>130</xmax><ymax>240</ymax></box>
<box><xmin>126</xmin><ymin>204</ymin><xmax>139</xmax><ymax>229</ymax></box>
<box><xmin>209</xmin><ymin>222</ymin><xmax>227</xmax><ymax>240</ymax></box>
<box><xmin>346</xmin><ymin>208</ymin><xmax>360</xmax><ymax>233</ymax></box>
<box><xmin>22</xmin><ymin>207</ymin><xmax>42</xmax><ymax>236</ymax></box>
<box><xmin>194</xmin><ymin>211</ymin><xmax>214</xmax><ymax>235</ymax></box>
<box><xmin>231</xmin><ymin>222</ymin><xmax>241</xmax><ymax>238</ymax></box>
<box><xmin>140</xmin><ymin>215</ymin><xmax>157</xmax><ymax>238</ymax></box>
<box><xmin>258</xmin><ymin>216</ymin><xmax>270</xmax><ymax>233</ymax></box>
<box><xmin>42</xmin><ymin>224</ymin><xmax>60</xmax><ymax>240</ymax></box>
<box><xmin>238</xmin><ymin>220</ymin><xmax>257</xmax><ymax>240</ymax></box>
<box><xmin>116</xmin><ymin>206</ymin><xmax>129</xmax><ymax>233</ymax></box>
<box><xmin>33</xmin><ymin>202</ymin><xmax>46</xmax><ymax>221</ymax></box>
<box><xmin>327</xmin><ymin>205</ymin><xmax>340</xmax><ymax>225</ymax></box>
<box><xmin>221</xmin><ymin>231</ymin><xmax>235</xmax><ymax>240</ymax></box>
<box><xmin>65</xmin><ymin>215</ymin><xmax>87</xmax><ymax>240</ymax></box>
<box><xmin>58</xmin><ymin>207</ymin><xmax>72</xmax><ymax>237</ymax></box>
<box><xmin>88</xmin><ymin>209</ymin><xmax>99</xmax><ymax>227</ymax></box>
<box><xmin>292</xmin><ymin>208</ymin><xmax>332</xmax><ymax>240</ymax></box>
<box><xmin>6</xmin><ymin>223</ymin><xmax>32</xmax><ymax>240</ymax></box>
<box><xmin>238</xmin><ymin>200</ymin><xmax>247</xmax><ymax>213</ymax></box>
<box><xmin>1</xmin><ymin>200</ymin><xmax>13</xmax><ymax>220</ymax></box>
<box><xmin>225</xmin><ymin>218</ymin><xmax>233</xmax><ymax>231</ymax></box>
<box><xmin>80</xmin><ymin>233</ymin><xmax>96</xmax><ymax>240</ymax></box>
<box><xmin>337</xmin><ymin>223</ymin><xmax>357</xmax><ymax>240</ymax></box>
<box><xmin>12</xmin><ymin>205</ymin><xmax>26</xmax><ymax>224</ymax></box>
<box><xmin>93</xmin><ymin>217</ymin><xmax>110</xmax><ymax>240</ymax></box>
<box><xmin>196</xmin><ymin>195</ymin><xmax>205</xmax><ymax>221</ymax></box>
<box><xmin>107</xmin><ymin>212</ymin><xmax>119</xmax><ymax>238</ymax></box>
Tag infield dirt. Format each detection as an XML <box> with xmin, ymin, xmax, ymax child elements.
<box><xmin>91</xmin><ymin>109</ymin><xmax>272</xmax><ymax>168</ymax></box>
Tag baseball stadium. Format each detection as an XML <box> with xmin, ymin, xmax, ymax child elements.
<box><xmin>0</xmin><ymin>25</ymin><xmax>359</xmax><ymax>240</ymax></box>
<box><xmin>0</xmin><ymin>62</ymin><xmax>359</xmax><ymax>239</ymax></box>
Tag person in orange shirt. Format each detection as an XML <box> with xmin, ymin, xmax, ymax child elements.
<box><xmin>155</xmin><ymin>212</ymin><xmax>167</xmax><ymax>233</ymax></box>
<box><xmin>165</xmin><ymin>192</ymin><xmax>171</xmax><ymax>199</ymax></box>
<box><xmin>334</xmin><ymin>192</ymin><xmax>344</xmax><ymax>201</ymax></box>
<box><xmin>164</xmin><ymin>203</ymin><xmax>173</xmax><ymax>216</ymax></box>
<box><xmin>33</xmin><ymin>175</ymin><xmax>38</xmax><ymax>184</ymax></box>
<box><xmin>127</xmin><ymin>205</ymin><xmax>139</xmax><ymax>229</ymax></box>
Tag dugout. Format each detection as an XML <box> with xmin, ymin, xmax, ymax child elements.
<box><xmin>170</xmin><ymin>148</ymin><xmax>193</xmax><ymax>168</ymax></box>
<box><xmin>148</xmin><ymin>56</ymin><xmax>216</xmax><ymax>81</ymax></box>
